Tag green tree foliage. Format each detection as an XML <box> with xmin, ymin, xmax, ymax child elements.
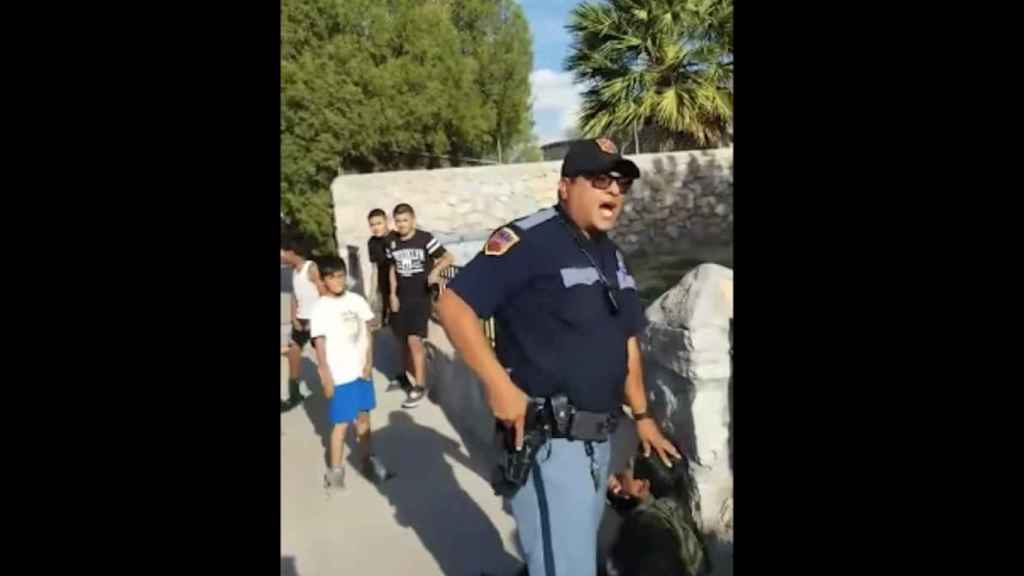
<box><xmin>565</xmin><ymin>0</ymin><xmax>733</xmax><ymax>148</ymax></box>
<box><xmin>508</xmin><ymin>132</ymin><xmax>544</xmax><ymax>164</ymax></box>
<box><xmin>281</xmin><ymin>0</ymin><xmax>533</xmax><ymax>255</ymax></box>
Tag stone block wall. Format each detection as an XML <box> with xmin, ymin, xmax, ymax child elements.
<box><xmin>330</xmin><ymin>148</ymin><xmax>733</xmax><ymax>293</ymax></box>
<box><xmin>610</xmin><ymin>149</ymin><xmax>733</xmax><ymax>255</ymax></box>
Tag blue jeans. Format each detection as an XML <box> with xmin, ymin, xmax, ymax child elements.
<box><xmin>508</xmin><ymin>438</ymin><xmax>611</xmax><ymax>576</ymax></box>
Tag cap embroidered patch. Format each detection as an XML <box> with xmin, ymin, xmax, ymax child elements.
<box><xmin>484</xmin><ymin>227</ymin><xmax>520</xmax><ymax>256</ymax></box>
<box><xmin>596</xmin><ymin>137</ymin><xmax>617</xmax><ymax>154</ymax></box>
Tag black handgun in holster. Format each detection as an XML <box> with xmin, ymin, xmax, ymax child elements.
<box><xmin>492</xmin><ymin>398</ymin><xmax>549</xmax><ymax>498</ymax></box>
<box><xmin>491</xmin><ymin>394</ymin><xmax>619</xmax><ymax>496</ymax></box>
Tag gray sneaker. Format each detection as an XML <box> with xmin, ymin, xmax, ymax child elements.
<box><xmin>363</xmin><ymin>455</ymin><xmax>395</xmax><ymax>484</ymax></box>
<box><xmin>324</xmin><ymin>467</ymin><xmax>345</xmax><ymax>490</ymax></box>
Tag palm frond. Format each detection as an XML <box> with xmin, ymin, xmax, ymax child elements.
<box><xmin>566</xmin><ymin>0</ymin><xmax>733</xmax><ymax>146</ymax></box>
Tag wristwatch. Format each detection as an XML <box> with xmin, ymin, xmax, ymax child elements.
<box><xmin>632</xmin><ymin>410</ymin><xmax>653</xmax><ymax>421</ymax></box>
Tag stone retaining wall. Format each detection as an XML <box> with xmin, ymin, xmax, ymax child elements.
<box><xmin>330</xmin><ymin>148</ymin><xmax>733</xmax><ymax>292</ymax></box>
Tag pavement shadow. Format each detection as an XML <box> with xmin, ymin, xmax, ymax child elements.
<box><xmin>423</xmin><ymin>340</ymin><xmax>502</xmax><ymax>485</ymax></box>
<box><xmin>298</xmin><ymin>356</ymin><xmax>332</xmax><ymax>468</ymax></box>
<box><xmin>370</xmin><ymin>411</ymin><xmax>522</xmax><ymax>576</ymax></box>
<box><xmin>372</xmin><ymin>327</ymin><xmax>404</xmax><ymax>381</ymax></box>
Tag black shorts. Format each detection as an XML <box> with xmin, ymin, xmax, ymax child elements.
<box><xmin>393</xmin><ymin>298</ymin><xmax>431</xmax><ymax>339</ymax></box>
<box><xmin>290</xmin><ymin>319</ymin><xmax>311</xmax><ymax>348</ymax></box>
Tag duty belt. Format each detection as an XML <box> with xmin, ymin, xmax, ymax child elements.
<box><xmin>492</xmin><ymin>393</ymin><xmax>619</xmax><ymax>497</ymax></box>
<box><xmin>530</xmin><ymin>394</ymin><xmax>618</xmax><ymax>442</ymax></box>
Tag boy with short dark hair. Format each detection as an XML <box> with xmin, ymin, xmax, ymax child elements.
<box><xmin>366</xmin><ymin>208</ymin><xmax>393</xmax><ymax>327</ymax></box>
<box><xmin>311</xmin><ymin>257</ymin><xmax>392</xmax><ymax>489</ymax></box>
<box><xmin>368</xmin><ymin>208</ymin><xmax>411</xmax><ymax>393</ymax></box>
<box><xmin>387</xmin><ymin>203</ymin><xmax>454</xmax><ymax>408</ymax></box>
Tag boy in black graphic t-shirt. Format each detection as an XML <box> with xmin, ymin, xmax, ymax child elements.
<box><xmin>368</xmin><ymin>208</ymin><xmax>411</xmax><ymax>392</ymax></box>
<box><xmin>387</xmin><ymin>203</ymin><xmax>454</xmax><ymax>408</ymax></box>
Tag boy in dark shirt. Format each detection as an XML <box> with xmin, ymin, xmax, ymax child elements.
<box><xmin>366</xmin><ymin>209</ymin><xmax>392</xmax><ymax>327</ymax></box>
<box><xmin>368</xmin><ymin>208</ymin><xmax>410</xmax><ymax>392</ymax></box>
<box><xmin>387</xmin><ymin>203</ymin><xmax>454</xmax><ymax>408</ymax></box>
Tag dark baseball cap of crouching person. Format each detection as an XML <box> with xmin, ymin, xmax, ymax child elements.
<box><xmin>561</xmin><ymin>137</ymin><xmax>640</xmax><ymax>179</ymax></box>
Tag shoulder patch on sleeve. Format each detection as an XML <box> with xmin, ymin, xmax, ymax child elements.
<box><xmin>484</xmin><ymin>226</ymin><xmax>521</xmax><ymax>256</ymax></box>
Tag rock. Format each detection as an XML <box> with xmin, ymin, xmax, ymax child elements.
<box><xmin>665</xmin><ymin>225</ymin><xmax>681</xmax><ymax>239</ymax></box>
<box><xmin>658</xmin><ymin>193</ymin><xmax>676</xmax><ymax>207</ymax></box>
<box><xmin>689</xmin><ymin>221</ymin><xmax>706</xmax><ymax>239</ymax></box>
<box><xmin>714</xmin><ymin>203</ymin><xmax>729</xmax><ymax>217</ymax></box>
<box><xmin>644</xmin><ymin>175</ymin><xmax>665</xmax><ymax>193</ymax></box>
<box><xmin>680</xmin><ymin>191</ymin><xmax>696</xmax><ymax>210</ymax></box>
<box><xmin>641</xmin><ymin>263</ymin><xmax>733</xmax><ymax>542</ymax></box>
<box><xmin>698</xmin><ymin>197</ymin><xmax>717</xmax><ymax>215</ymax></box>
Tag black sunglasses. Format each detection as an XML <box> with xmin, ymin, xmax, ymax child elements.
<box><xmin>581</xmin><ymin>173</ymin><xmax>634</xmax><ymax>194</ymax></box>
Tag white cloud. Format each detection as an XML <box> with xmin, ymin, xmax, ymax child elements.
<box><xmin>530</xmin><ymin>68</ymin><xmax>585</xmax><ymax>145</ymax></box>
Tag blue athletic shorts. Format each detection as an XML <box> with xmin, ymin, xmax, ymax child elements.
<box><xmin>328</xmin><ymin>378</ymin><xmax>376</xmax><ymax>424</ymax></box>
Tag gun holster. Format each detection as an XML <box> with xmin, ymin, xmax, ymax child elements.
<box><xmin>491</xmin><ymin>394</ymin><xmax>619</xmax><ymax>496</ymax></box>
<box><xmin>492</xmin><ymin>399</ymin><xmax>548</xmax><ymax>498</ymax></box>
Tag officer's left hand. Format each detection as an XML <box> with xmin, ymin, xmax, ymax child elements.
<box><xmin>636</xmin><ymin>418</ymin><xmax>683</xmax><ymax>468</ymax></box>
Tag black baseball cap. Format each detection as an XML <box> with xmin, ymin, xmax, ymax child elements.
<box><xmin>560</xmin><ymin>138</ymin><xmax>640</xmax><ymax>179</ymax></box>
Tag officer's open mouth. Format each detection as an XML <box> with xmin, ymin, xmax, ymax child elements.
<box><xmin>598</xmin><ymin>201</ymin><xmax>618</xmax><ymax>216</ymax></box>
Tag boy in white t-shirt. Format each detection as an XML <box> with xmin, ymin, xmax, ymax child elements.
<box><xmin>311</xmin><ymin>257</ymin><xmax>393</xmax><ymax>490</ymax></box>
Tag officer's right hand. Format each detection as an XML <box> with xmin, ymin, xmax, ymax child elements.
<box><xmin>491</xmin><ymin>382</ymin><xmax>528</xmax><ymax>451</ymax></box>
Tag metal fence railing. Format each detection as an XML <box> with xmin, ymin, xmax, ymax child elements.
<box><xmin>433</xmin><ymin>265</ymin><xmax>497</xmax><ymax>348</ymax></box>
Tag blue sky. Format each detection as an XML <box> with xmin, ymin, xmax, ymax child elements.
<box><xmin>519</xmin><ymin>0</ymin><xmax>586</xmax><ymax>145</ymax></box>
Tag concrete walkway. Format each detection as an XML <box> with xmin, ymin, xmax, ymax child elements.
<box><xmin>280</xmin><ymin>331</ymin><xmax>524</xmax><ymax>576</ymax></box>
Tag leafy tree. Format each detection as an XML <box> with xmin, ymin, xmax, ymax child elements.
<box><xmin>281</xmin><ymin>0</ymin><xmax>534</xmax><ymax>254</ymax></box>
<box><xmin>508</xmin><ymin>132</ymin><xmax>544</xmax><ymax>163</ymax></box>
<box><xmin>565</xmin><ymin>0</ymin><xmax>733</xmax><ymax>148</ymax></box>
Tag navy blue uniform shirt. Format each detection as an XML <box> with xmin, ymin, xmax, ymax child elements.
<box><xmin>446</xmin><ymin>205</ymin><xmax>645</xmax><ymax>412</ymax></box>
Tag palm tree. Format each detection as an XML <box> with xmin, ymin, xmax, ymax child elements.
<box><xmin>565</xmin><ymin>0</ymin><xmax>733</xmax><ymax>149</ymax></box>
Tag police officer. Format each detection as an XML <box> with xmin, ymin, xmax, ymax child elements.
<box><xmin>437</xmin><ymin>138</ymin><xmax>681</xmax><ymax>576</ymax></box>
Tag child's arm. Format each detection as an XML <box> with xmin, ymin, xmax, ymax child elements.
<box><xmin>310</xmin><ymin>306</ymin><xmax>334</xmax><ymax>397</ymax></box>
<box><xmin>291</xmin><ymin>291</ymin><xmax>300</xmax><ymax>330</ymax></box>
<box><xmin>425</xmin><ymin>233</ymin><xmax>453</xmax><ymax>285</ymax></box>
<box><xmin>363</xmin><ymin>322</ymin><xmax>374</xmax><ymax>380</ymax></box>
<box><xmin>428</xmin><ymin>251</ymin><xmax>455</xmax><ymax>286</ymax></box>
<box><xmin>368</xmin><ymin>265</ymin><xmax>378</xmax><ymax>308</ymax></box>
<box><xmin>358</xmin><ymin>295</ymin><xmax>376</xmax><ymax>380</ymax></box>
<box><xmin>389</xmin><ymin>262</ymin><xmax>399</xmax><ymax>313</ymax></box>
<box><xmin>308</xmin><ymin>261</ymin><xmax>326</xmax><ymax>296</ymax></box>
<box><xmin>314</xmin><ymin>337</ymin><xmax>334</xmax><ymax>398</ymax></box>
